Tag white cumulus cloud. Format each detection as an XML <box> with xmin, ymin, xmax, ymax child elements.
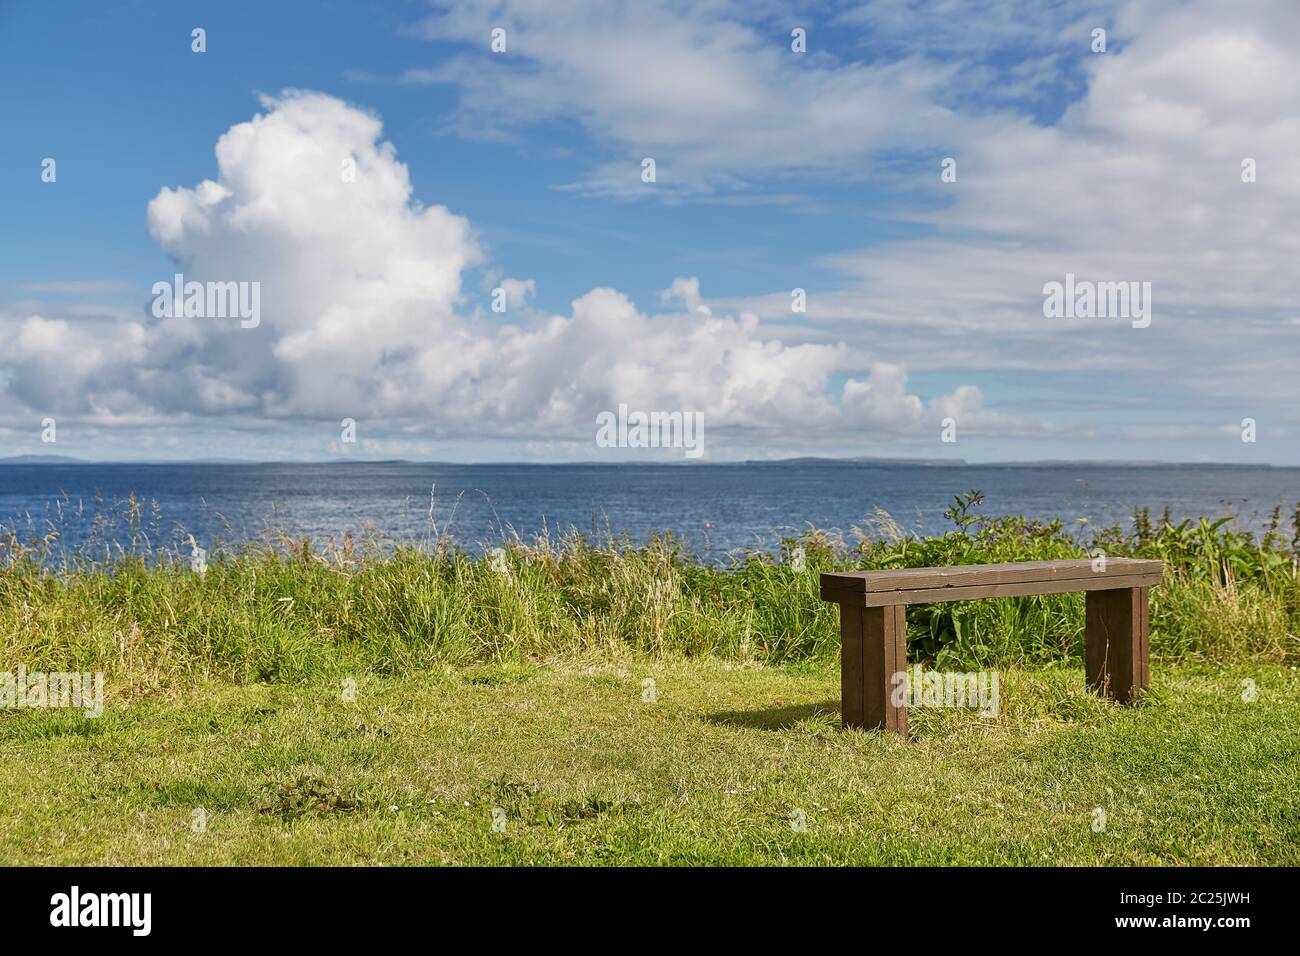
<box><xmin>1</xmin><ymin>90</ymin><xmax>1008</xmax><ymax>455</ymax></box>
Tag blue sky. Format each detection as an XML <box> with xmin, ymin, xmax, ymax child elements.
<box><xmin>0</xmin><ymin>2</ymin><xmax>923</xmax><ymax>314</ymax></box>
<box><xmin>2</xmin><ymin>0</ymin><xmax>1297</xmax><ymax>463</ymax></box>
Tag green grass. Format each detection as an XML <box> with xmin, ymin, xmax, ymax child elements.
<box><xmin>1</xmin><ymin>660</ymin><xmax>1296</xmax><ymax>865</ymax></box>
<box><xmin>5</xmin><ymin>493</ymin><xmax>1299</xmax><ymax>693</ymax></box>
<box><xmin>2</xmin><ymin>521</ymin><xmax>1296</xmax><ymax>693</ymax></box>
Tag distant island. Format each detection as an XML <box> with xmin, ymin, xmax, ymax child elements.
<box><xmin>0</xmin><ymin>454</ymin><xmax>88</xmax><ymax>464</ymax></box>
<box><xmin>743</xmin><ymin>456</ymin><xmax>965</xmax><ymax>466</ymax></box>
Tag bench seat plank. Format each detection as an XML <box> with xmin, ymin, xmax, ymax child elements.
<box><xmin>823</xmin><ymin>571</ymin><xmax>1161</xmax><ymax>607</ymax></box>
<box><xmin>821</xmin><ymin>558</ymin><xmax>1162</xmax><ymax>606</ymax></box>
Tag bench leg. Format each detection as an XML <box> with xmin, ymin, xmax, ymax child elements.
<box><xmin>1085</xmin><ymin>587</ymin><xmax>1149</xmax><ymax>704</ymax></box>
<box><xmin>840</xmin><ymin>604</ymin><xmax>908</xmax><ymax>735</ymax></box>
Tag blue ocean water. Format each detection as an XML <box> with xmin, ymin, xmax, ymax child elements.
<box><xmin>1</xmin><ymin>461</ymin><xmax>1297</xmax><ymax>559</ymax></box>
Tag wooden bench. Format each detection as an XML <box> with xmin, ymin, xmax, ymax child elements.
<box><xmin>819</xmin><ymin>558</ymin><xmax>1163</xmax><ymax>735</ymax></box>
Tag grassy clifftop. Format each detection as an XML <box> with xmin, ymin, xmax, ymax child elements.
<box><xmin>3</xmin><ymin>492</ymin><xmax>1298</xmax><ymax>865</ymax></box>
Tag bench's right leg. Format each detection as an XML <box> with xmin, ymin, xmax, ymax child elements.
<box><xmin>840</xmin><ymin>603</ymin><xmax>908</xmax><ymax>735</ymax></box>
<box><xmin>1085</xmin><ymin>586</ymin><xmax>1149</xmax><ymax>704</ymax></box>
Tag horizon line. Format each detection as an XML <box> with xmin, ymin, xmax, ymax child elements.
<box><xmin>0</xmin><ymin>454</ymin><xmax>1288</xmax><ymax>469</ymax></box>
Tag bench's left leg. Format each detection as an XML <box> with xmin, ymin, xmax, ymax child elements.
<box><xmin>1085</xmin><ymin>586</ymin><xmax>1149</xmax><ymax>704</ymax></box>
<box><xmin>840</xmin><ymin>603</ymin><xmax>908</xmax><ymax>735</ymax></box>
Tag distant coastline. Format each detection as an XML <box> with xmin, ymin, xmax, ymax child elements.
<box><xmin>0</xmin><ymin>454</ymin><xmax>1285</xmax><ymax>469</ymax></box>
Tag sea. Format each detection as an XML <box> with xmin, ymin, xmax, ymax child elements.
<box><xmin>1</xmin><ymin>461</ymin><xmax>1297</xmax><ymax>560</ymax></box>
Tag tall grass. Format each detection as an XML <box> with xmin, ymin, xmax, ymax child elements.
<box><xmin>2</xmin><ymin>490</ymin><xmax>1297</xmax><ymax>697</ymax></box>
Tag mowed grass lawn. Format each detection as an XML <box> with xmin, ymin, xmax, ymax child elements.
<box><xmin>1</xmin><ymin>659</ymin><xmax>1296</xmax><ymax>865</ymax></box>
